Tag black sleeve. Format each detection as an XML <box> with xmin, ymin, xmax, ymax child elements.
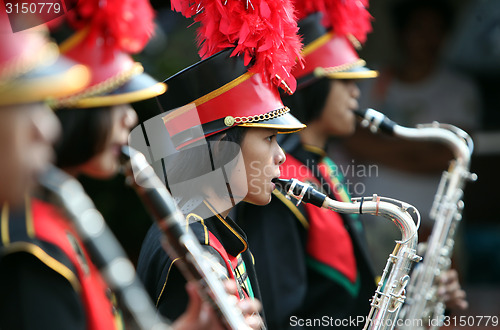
<box><xmin>0</xmin><ymin>252</ymin><xmax>86</xmax><ymax>330</ymax></box>
<box><xmin>137</xmin><ymin>223</ymin><xmax>229</xmax><ymax>322</ymax></box>
<box><xmin>155</xmin><ymin>244</ymin><xmax>229</xmax><ymax>321</ymax></box>
<box><xmin>156</xmin><ymin>259</ymin><xmax>189</xmax><ymax>321</ymax></box>
<box><xmin>236</xmin><ymin>197</ymin><xmax>308</xmax><ymax>330</ymax></box>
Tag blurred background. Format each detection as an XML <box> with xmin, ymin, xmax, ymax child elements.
<box><xmin>78</xmin><ymin>0</ymin><xmax>500</xmax><ymax>325</ymax></box>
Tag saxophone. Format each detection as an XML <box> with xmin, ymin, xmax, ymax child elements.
<box><xmin>355</xmin><ymin>108</ymin><xmax>477</xmax><ymax>329</ymax></box>
<box><xmin>273</xmin><ymin>178</ymin><xmax>422</xmax><ymax>330</ymax></box>
<box><xmin>39</xmin><ymin>164</ymin><xmax>171</xmax><ymax>330</ymax></box>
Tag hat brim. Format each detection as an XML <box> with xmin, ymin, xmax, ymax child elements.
<box><xmin>239</xmin><ymin>110</ymin><xmax>306</xmax><ymax>134</ymax></box>
<box><xmin>70</xmin><ymin>72</ymin><xmax>167</xmax><ymax>108</ymax></box>
<box><xmin>0</xmin><ymin>55</ymin><xmax>90</xmax><ymax>106</ymax></box>
<box><xmin>167</xmin><ymin>104</ymin><xmax>306</xmax><ymax>150</ymax></box>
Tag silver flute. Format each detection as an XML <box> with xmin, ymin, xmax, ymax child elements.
<box><xmin>121</xmin><ymin>147</ymin><xmax>253</xmax><ymax>330</ymax></box>
<box><xmin>273</xmin><ymin>178</ymin><xmax>422</xmax><ymax>330</ymax></box>
<box><xmin>39</xmin><ymin>164</ymin><xmax>171</xmax><ymax>330</ymax></box>
<box><xmin>355</xmin><ymin>108</ymin><xmax>477</xmax><ymax>329</ymax></box>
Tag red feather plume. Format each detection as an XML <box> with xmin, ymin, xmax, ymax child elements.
<box><xmin>64</xmin><ymin>0</ymin><xmax>155</xmax><ymax>56</ymax></box>
<box><xmin>171</xmin><ymin>0</ymin><xmax>303</xmax><ymax>93</ymax></box>
<box><xmin>293</xmin><ymin>0</ymin><xmax>320</xmax><ymax>21</ymax></box>
<box><xmin>294</xmin><ymin>0</ymin><xmax>373</xmax><ymax>44</ymax></box>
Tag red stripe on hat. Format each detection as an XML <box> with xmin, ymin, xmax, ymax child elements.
<box><xmin>164</xmin><ymin>73</ymin><xmax>283</xmax><ymax>137</ymax></box>
<box><xmin>292</xmin><ymin>34</ymin><xmax>361</xmax><ymax>79</ymax></box>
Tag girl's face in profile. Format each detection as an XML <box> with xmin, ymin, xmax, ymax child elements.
<box><xmin>319</xmin><ymin>79</ymin><xmax>360</xmax><ymax>136</ymax></box>
<box><xmin>0</xmin><ymin>103</ymin><xmax>60</xmax><ymax>206</ymax></box>
<box><xmin>79</xmin><ymin>104</ymin><xmax>138</xmax><ymax>179</ymax></box>
<box><xmin>231</xmin><ymin>127</ymin><xmax>285</xmax><ymax>206</ymax></box>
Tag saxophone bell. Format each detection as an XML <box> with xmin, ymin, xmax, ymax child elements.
<box><xmin>355</xmin><ymin>107</ymin><xmax>476</xmax><ymax>330</ymax></box>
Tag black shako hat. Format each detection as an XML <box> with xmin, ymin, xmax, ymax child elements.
<box><xmin>158</xmin><ymin>0</ymin><xmax>307</xmax><ymax>150</ymax></box>
<box><xmin>158</xmin><ymin>49</ymin><xmax>306</xmax><ymax>150</ymax></box>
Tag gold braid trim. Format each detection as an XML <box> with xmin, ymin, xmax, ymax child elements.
<box><xmin>1</xmin><ymin>203</ymin><xmax>9</xmax><ymax>245</ymax></box>
<box><xmin>224</xmin><ymin>107</ymin><xmax>290</xmax><ymax>126</ymax></box>
<box><xmin>313</xmin><ymin>59</ymin><xmax>367</xmax><ymax>78</ymax></box>
<box><xmin>0</xmin><ymin>42</ymin><xmax>59</xmax><ymax>85</ymax></box>
<box><xmin>156</xmin><ymin>257</ymin><xmax>181</xmax><ymax>307</ymax></box>
<box><xmin>347</xmin><ymin>34</ymin><xmax>362</xmax><ymax>50</ymax></box>
<box><xmin>3</xmin><ymin>242</ymin><xmax>81</xmax><ymax>292</ymax></box>
<box><xmin>51</xmin><ymin>63</ymin><xmax>144</xmax><ymax>109</ymax></box>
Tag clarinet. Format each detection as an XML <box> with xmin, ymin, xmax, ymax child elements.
<box><xmin>120</xmin><ymin>146</ymin><xmax>253</xmax><ymax>330</ymax></box>
<box><xmin>273</xmin><ymin>178</ymin><xmax>422</xmax><ymax>330</ymax></box>
<box><xmin>38</xmin><ymin>164</ymin><xmax>171</xmax><ymax>330</ymax></box>
<box><xmin>355</xmin><ymin>108</ymin><xmax>477</xmax><ymax>329</ymax></box>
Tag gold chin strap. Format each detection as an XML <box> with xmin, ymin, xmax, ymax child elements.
<box><xmin>313</xmin><ymin>59</ymin><xmax>367</xmax><ymax>78</ymax></box>
<box><xmin>224</xmin><ymin>106</ymin><xmax>290</xmax><ymax>127</ymax></box>
<box><xmin>51</xmin><ymin>63</ymin><xmax>144</xmax><ymax>109</ymax></box>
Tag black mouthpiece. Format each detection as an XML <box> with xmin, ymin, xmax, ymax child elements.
<box><xmin>120</xmin><ymin>145</ymin><xmax>132</xmax><ymax>164</ymax></box>
<box><xmin>353</xmin><ymin>108</ymin><xmax>368</xmax><ymax>118</ymax></box>
<box><xmin>272</xmin><ymin>178</ymin><xmax>290</xmax><ymax>190</ymax></box>
<box><xmin>273</xmin><ymin>178</ymin><xmax>326</xmax><ymax>208</ymax></box>
<box><xmin>356</xmin><ymin>108</ymin><xmax>396</xmax><ymax>135</ymax></box>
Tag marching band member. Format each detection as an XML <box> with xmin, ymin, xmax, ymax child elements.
<box><xmin>136</xmin><ymin>0</ymin><xmax>305</xmax><ymax>327</ymax></box>
<box><xmin>236</xmin><ymin>1</ymin><xmax>379</xmax><ymax>328</ymax></box>
<box><xmin>0</xmin><ymin>12</ymin><xmax>87</xmax><ymax>207</ymax></box>
<box><xmin>237</xmin><ymin>1</ymin><xmax>468</xmax><ymax>328</ymax></box>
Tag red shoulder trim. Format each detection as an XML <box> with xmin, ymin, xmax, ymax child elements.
<box><xmin>207</xmin><ymin>232</ymin><xmax>236</xmax><ymax>281</ymax></box>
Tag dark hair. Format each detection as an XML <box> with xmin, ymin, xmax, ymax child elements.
<box><xmin>54</xmin><ymin>107</ymin><xmax>112</xmax><ymax>168</ymax></box>
<box><xmin>164</xmin><ymin>126</ymin><xmax>248</xmax><ymax>199</ymax></box>
<box><xmin>281</xmin><ymin>77</ymin><xmax>331</xmax><ymax>124</ymax></box>
<box><xmin>391</xmin><ymin>0</ymin><xmax>454</xmax><ymax>34</ymax></box>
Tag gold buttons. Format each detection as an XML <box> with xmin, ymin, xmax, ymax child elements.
<box><xmin>224</xmin><ymin>116</ymin><xmax>235</xmax><ymax>126</ymax></box>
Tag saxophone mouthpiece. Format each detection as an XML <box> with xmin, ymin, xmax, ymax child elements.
<box><xmin>272</xmin><ymin>178</ymin><xmax>327</xmax><ymax>208</ymax></box>
<box><xmin>271</xmin><ymin>178</ymin><xmax>291</xmax><ymax>191</ymax></box>
<box><xmin>356</xmin><ymin>108</ymin><xmax>396</xmax><ymax>135</ymax></box>
<box><xmin>353</xmin><ymin>108</ymin><xmax>368</xmax><ymax>118</ymax></box>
